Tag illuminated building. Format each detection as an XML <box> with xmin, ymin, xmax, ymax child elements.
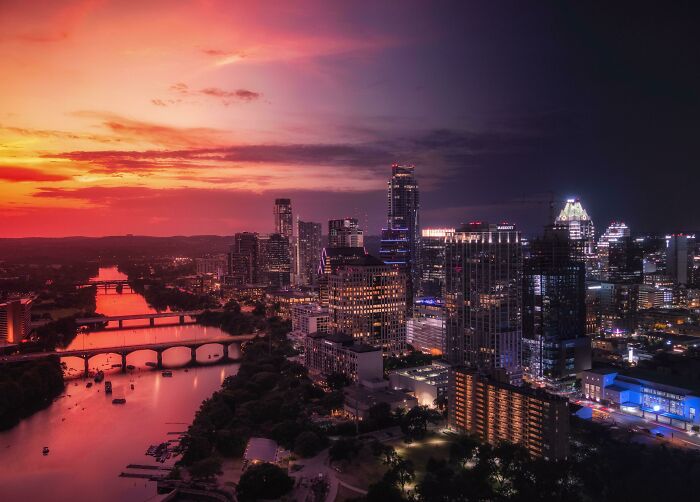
<box><xmin>327</xmin><ymin>254</ymin><xmax>406</xmax><ymax>353</ymax></box>
<box><xmin>328</xmin><ymin>218</ymin><xmax>364</xmax><ymax>248</ymax></box>
<box><xmin>0</xmin><ymin>298</ymin><xmax>33</xmax><ymax>344</ymax></box>
<box><xmin>523</xmin><ymin>226</ymin><xmax>590</xmax><ymax>383</ymax></box>
<box><xmin>381</xmin><ymin>164</ymin><xmax>420</xmax><ymax>315</ymax></box>
<box><xmin>554</xmin><ymin>198</ymin><xmax>595</xmax><ymax>265</ymax></box>
<box><xmin>297</xmin><ymin>220</ymin><xmax>322</xmax><ymax>286</ymax></box>
<box><xmin>273</xmin><ymin>198</ymin><xmax>293</xmax><ymax>239</ymax></box>
<box><xmin>389</xmin><ymin>361</ymin><xmax>450</xmax><ymax>407</ymax></box>
<box><xmin>304</xmin><ymin>332</ymin><xmax>383</xmax><ymax>383</ymax></box>
<box><xmin>195</xmin><ymin>254</ymin><xmax>227</xmax><ymax>278</ymax></box>
<box><xmin>265</xmin><ymin>290</ymin><xmax>317</xmax><ymax>319</ymax></box>
<box><xmin>586</xmin><ymin>282</ymin><xmax>638</xmax><ymax>335</ymax></box>
<box><xmin>445</xmin><ymin>222</ymin><xmax>523</xmax><ymax>382</ymax></box>
<box><xmin>317</xmin><ymin>246</ymin><xmax>368</xmax><ymax>307</ymax></box>
<box><xmin>420</xmin><ymin>227</ymin><xmax>454</xmax><ymax>298</ymax></box>
<box><xmin>258</xmin><ymin>233</ymin><xmax>291</xmax><ymax>288</ymax></box>
<box><xmin>666</xmin><ymin>233</ymin><xmax>696</xmax><ymax>285</ymax></box>
<box><xmin>582</xmin><ymin>368</ymin><xmax>700</xmax><ymax>429</ymax></box>
<box><xmin>448</xmin><ymin>367</ymin><xmax>570</xmax><ymax>460</ymax></box>
<box><xmin>227</xmin><ymin>232</ymin><xmax>259</xmax><ymax>285</ymax></box>
<box><xmin>407</xmin><ymin>297</ymin><xmax>445</xmax><ymax>355</ymax></box>
<box><xmin>291</xmin><ymin>303</ymin><xmax>329</xmax><ymax>336</ymax></box>
<box><xmin>606</xmin><ymin>237</ymin><xmax>643</xmax><ymax>284</ymax></box>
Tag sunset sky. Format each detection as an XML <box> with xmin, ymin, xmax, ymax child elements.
<box><xmin>1</xmin><ymin>1</ymin><xmax>698</xmax><ymax>237</ymax></box>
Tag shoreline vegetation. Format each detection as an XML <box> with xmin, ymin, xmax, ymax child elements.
<box><xmin>0</xmin><ymin>357</ymin><xmax>64</xmax><ymax>431</ymax></box>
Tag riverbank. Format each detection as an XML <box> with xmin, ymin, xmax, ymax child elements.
<box><xmin>0</xmin><ymin>357</ymin><xmax>64</xmax><ymax>431</ymax></box>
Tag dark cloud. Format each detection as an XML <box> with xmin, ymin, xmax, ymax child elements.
<box><xmin>167</xmin><ymin>83</ymin><xmax>261</xmax><ymax>105</ymax></box>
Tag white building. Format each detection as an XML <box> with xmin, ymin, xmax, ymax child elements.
<box><xmin>291</xmin><ymin>303</ymin><xmax>329</xmax><ymax>336</ymax></box>
<box><xmin>303</xmin><ymin>332</ymin><xmax>383</xmax><ymax>383</ymax></box>
<box><xmin>389</xmin><ymin>361</ymin><xmax>450</xmax><ymax>407</ymax></box>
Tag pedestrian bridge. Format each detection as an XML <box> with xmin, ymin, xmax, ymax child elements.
<box><xmin>75</xmin><ymin>310</ymin><xmax>221</xmax><ymax>329</ymax></box>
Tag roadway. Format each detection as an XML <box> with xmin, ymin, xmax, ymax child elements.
<box><xmin>576</xmin><ymin>398</ymin><xmax>700</xmax><ymax>450</ymax></box>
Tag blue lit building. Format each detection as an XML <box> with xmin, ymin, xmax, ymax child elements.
<box><xmin>582</xmin><ymin>368</ymin><xmax>700</xmax><ymax>429</ymax></box>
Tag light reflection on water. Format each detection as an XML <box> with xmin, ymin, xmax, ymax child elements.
<box><xmin>0</xmin><ymin>267</ymin><xmax>238</xmax><ymax>502</ymax></box>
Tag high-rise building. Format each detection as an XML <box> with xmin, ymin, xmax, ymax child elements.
<box><xmin>444</xmin><ymin>222</ymin><xmax>523</xmax><ymax>382</ymax></box>
<box><xmin>227</xmin><ymin>232</ymin><xmax>260</xmax><ymax>285</ymax></box>
<box><xmin>328</xmin><ymin>218</ymin><xmax>364</xmax><ymax>248</ymax></box>
<box><xmin>666</xmin><ymin>233</ymin><xmax>695</xmax><ymax>285</ymax></box>
<box><xmin>381</xmin><ymin>164</ymin><xmax>420</xmax><ymax>315</ymax></box>
<box><xmin>0</xmin><ymin>298</ymin><xmax>33</xmax><ymax>344</ymax></box>
<box><xmin>448</xmin><ymin>367</ymin><xmax>569</xmax><ymax>460</ymax></box>
<box><xmin>327</xmin><ymin>253</ymin><xmax>406</xmax><ymax>353</ymax></box>
<box><xmin>523</xmin><ymin>226</ymin><xmax>590</xmax><ymax>383</ymax></box>
<box><xmin>317</xmin><ymin>246</ymin><xmax>368</xmax><ymax>307</ymax></box>
<box><xmin>607</xmin><ymin>237</ymin><xmax>643</xmax><ymax>284</ymax></box>
<box><xmin>407</xmin><ymin>297</ymin><xmax>446</xmax><ymax>355</ymax></box>
<box><xmin>258</xmin><ymin>233</ymin><xmax>291</xmax><ymax>288</ymax></box>
<box><xmin>420</xmin><ymin>228</ymin><xmax>454</xmax><ymax>298</ymax></box>
<box><xmin>195</xmin><ymin>255</ymin><xmax>227</xmax><ymax>277</ymax></box>
<box><xmin>273</xmin><ymin>198</ymin><xmax>293</xmax><ymax>239</ymax></box>
<box><xmin>554</xmin><ymin>198</ymin><xmax>595</xmax><ymax>257</ymax></box>
<box><xmin>297</xmin><ymin>220</ymin><xmax>323</xmax><ymax>286</ymax></box>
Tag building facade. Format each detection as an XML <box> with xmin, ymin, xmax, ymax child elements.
<box><xmin>327</xmin><ymin>254</ymin><xmax>406</xmax><ymax>353</ymax></box>
<box><xmin>445</xmin><ymin>223</ymin><xmax>523</xmax><ymax>382</ymax></box>
<box><xmin>227</xmin><ymin>232</ymin><xmax>260</xmax><ymax>285</ymax></box>
<box><xmin>291</xmin><ymin>303</ymin><xmax>330</xmax><ymax>336</ymax></box>
<box><xmin>297</xmin><ymin>220</ymin><xmax>323</xmax><ymax>286</ymax></box>
<box><xmin>380</xmin><ymin>164</ymin><xmax>420</xmax><ymax>315</ymax></box>
<box><xmin>666</xmin><ymin>233</ymin><xmax>695</xmax><ymax>285</ymax></box>
<box><xmin>328</xmin><ymin>218</ymin><xmax>364</xmax><ymax>248</ymax></box>
<box><xmin>0</xmin><ymin>298</ymin><xmax>33</xmax><ymax>344</ymax></box>
<box><xmin>258</xmin><ymin>233</ymin><xmax>291</xmax><ymax>288</ymax></box>
<box><xmin>420</xmin><ymin>228</ymin><xmax>454</xmax><ymax>298</ymax></box>
<box><xmin>195</xmin><ymin>254</ymin><xmax>227</xmax><ymax>277</ymax></box>
<box><xmin>304</xmin><ymin>332</ymin><xmax>383</xmax><ymax>383</ymax></box>
<box><xmin>273</xmin><ymin>198</ymin><xmax>293</xmax><ymax>239</ymax></box>
<box><xmin>523</xmin><ymin>226</ymin><xmax>590</xmax><ymax>383</ymax></box>
<box><xmin>448</xmin><ymin>367</ymin><xmax>570</xmax><ymax>460</ymax></box>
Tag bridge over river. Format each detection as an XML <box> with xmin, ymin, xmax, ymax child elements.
<box><xmin>75</xmin><ymin>310</ymin><xmax>223</xmax><ymax>329</ymax></box>
<box><xmin>0</xmin><ymin>333</ymin><xmax>259</xmax><ymax>376</ymax></box>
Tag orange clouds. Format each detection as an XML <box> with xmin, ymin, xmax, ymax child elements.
<box><xmin>0</xmin><ymin>166</ymin><xmax>71</xmax><ymax>182</ymax></box>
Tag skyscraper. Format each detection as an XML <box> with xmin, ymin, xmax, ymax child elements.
<box><xmin>445</xmin><ymin>222</ymin><xmax>523</xmax><ymax>382</ymax></box>
<box><xmin>666</xmin><ymin>233</ymin><xmax>695</xmax><ymax>285</ymax></box>
<box><xmin>227</xmin><ymin>232</ymin><xmax>260</xmax><ymax>285</ymax></box>
<box><xmin>273</xmin><ymin>198</ymin><xmax>293</xmax><ymax>239</ymax></box>
<box><xmin>381</xmin><ymin>164</ymin><xmax>420</xmax><ymax>314</ymax></box>
<box><xmin>554</xmin><ymin>198</ymin><xmax>595</xmax><ymax>257</ymax></box>
<box><xmin>297</xmin><ymin>220</ymin><xmax>323</xmax><ymax>286</ymax></box>
<box><xmin>328</xmin><ymin>218</ymin><xmax>364</xmax><ymax>248</ymax></box>
<box><xmin>327</xmin><ymin>253</ymin><xmax>406</xmax><ymax>353</ymax></box>
<box><xmin>258</xmin><ymin>233</ymin><xmax>291</xmax><ymax>288</ymax></box>
<box><xmin>420</xmin><ymin>228</ymin><xmax>454</xmax><ymax>298</ymax></box>
<box><xmin>523</xmin><ymin>226</ymin><xmax>590</xmax><ymax>383</ymax></box>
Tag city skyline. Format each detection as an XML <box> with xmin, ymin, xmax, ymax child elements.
<box><xmin>2</xmin><ymin>1</ymin><xmax>699</xmax><ymax>237</ymax></box>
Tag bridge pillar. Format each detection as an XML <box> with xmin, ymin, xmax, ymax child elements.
<box><xmin>221</xmin><ymin>344</ymin><xmax>230</xmax><ymax>362</ymax></box>
<box><xmin>157</xmin><ymin>351</ymin><xmax>163</xmax><ymax>369</ymax></box>
<box><xmin>191</xmin><ymin>347</ymin><xmax>197</xmax><ymax>365</ymax></box>
<box><xmin>179</xmin><ymin>315</ymin><xmax>185</xmax><ymax>324</ymax></box>
<box><xmin>84</xmin><ymin>357</ymin><xmax>89</xmax><ymax>378</ymax></box>
<box><xmin>118</xmin><ymin>319</ymin><xmax>123</xmax><ymax>329</ymax></box>
<box><xmin>150</xmin><ymin>317</ymin><xmax>155</xmax><ymax>327</ymax></box>
<box><xmin>121</xmin><ymin>353</ymin><xmax>127</xmax><ymax>372</ymax></box>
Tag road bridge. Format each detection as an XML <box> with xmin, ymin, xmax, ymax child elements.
<box><xmin>75</xmin><ymin>310</ymin><xmax>221</xmax><ymax>329</ymax></box>
<box><xmin>0</xmin><ymin>333</ymin><xmax>258</xmax><ymax>376</ymax></box>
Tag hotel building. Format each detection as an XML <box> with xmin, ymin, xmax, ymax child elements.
<box><xmin>0</xmin><ymin>298</ymin><xmax>33</xmax><ymax>344</ymax></box>
<box><xmin>304</xmin><ymin>332</ymin><xmax>383</xmax><ymax>383</ymax></box>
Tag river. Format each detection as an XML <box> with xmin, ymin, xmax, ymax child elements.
<box><xmin>0</xmin><ymin>267</ymin><xmax>239</xmax><ymax>502</ymax></box>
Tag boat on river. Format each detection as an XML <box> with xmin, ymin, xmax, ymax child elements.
<box><xmin>94</xmin><ymin>371</ymin><xmax>105</xmax><ymax>383</ymax></box>
<box><xmin>105</xmin><ymin>381</ymin><xmax>112</xmax><ymax>394</ymax></box>
<box><xmin>161</xmin><ymin>370</ymin><xmax>173</xmax><ymax>377</ymax></box>
<box><xmin>42</xmin><ymin>447</ymin><xmax>49</xmax><ymax>455</ymax></box>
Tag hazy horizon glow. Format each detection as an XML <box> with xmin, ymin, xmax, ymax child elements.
<box><xmin>2</xmin><ymin>1</ymin><xmax>698</xmax><ymax>237</ymax></box>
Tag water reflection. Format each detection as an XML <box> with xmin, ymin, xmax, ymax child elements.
<box><xmin>0</xmin><ymin>267</ymin><xmax>238</xmax><ymax>502</ymax></box>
